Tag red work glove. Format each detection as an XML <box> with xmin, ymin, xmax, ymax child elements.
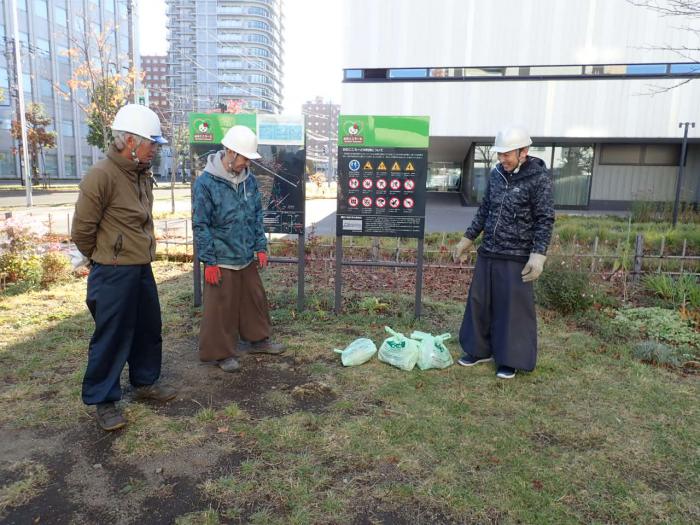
<box><xmin>257</xmin><ymin>252</ymin><xmax>268</xmax><ymax>268</ymax></box>
<box><xmin>204</xmin><ymin>264</ymin><xmax>221</xmax><ymax>286</ymax></box>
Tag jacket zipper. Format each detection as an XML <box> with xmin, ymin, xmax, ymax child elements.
<box><xmin>137</xmin><ymin>173</ymin><xmax>155</xmax><ymax>261</ymax></box>
<box><xmin>493</xmin><ymin>167</ymin><xmax>509</xmax><ymax>239</ymax></box>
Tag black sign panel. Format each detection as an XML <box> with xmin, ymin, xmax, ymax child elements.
<box><xmin>336</xmin><ymin>147</ymin><xmax>427</xmax><ymax>237</ymax></box>
<box><xmin>255</xmin><ymin>145</ymin><xmax>305</xmax><ymax>235</ymax></box>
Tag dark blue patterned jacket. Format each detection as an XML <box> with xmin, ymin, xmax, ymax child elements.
<box><xmin>465</xmin><ymin>156</ymin><xmax>554</xmax><ymax>258</ymax></box>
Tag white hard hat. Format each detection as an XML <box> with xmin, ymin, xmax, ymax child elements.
<box><xmin>111</xmin><ymin>104</ymin><xmax>167</xmax><ymax>144</ymax></box>
<box><xmin>221</xmin><ymin>125</ymin><xmax>261</xmax><ymax>159</ymax></box>
<box><xmin>493</xmin><ymin>126</ymin><xmax>532</xmax><ymax>153</ymax></box>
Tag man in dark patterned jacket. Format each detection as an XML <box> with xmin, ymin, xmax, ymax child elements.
<box><xmin>453</xmin><ymin>126</ymin><xmax>554</xmax><ymax>379</ymax></box>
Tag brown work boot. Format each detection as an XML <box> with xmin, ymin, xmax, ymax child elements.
<box><xmin>133</xmin><ymin>382</ymin><xmax>177</xmax><ymax>402</ymax></box>
<box><xmin>96</xmin><ymin>402</ymin><xmax>127</xmax><ymax>431</ymax></box>
<box><xmin>250</xmin><ymin>338</ymin><xmax>286</xmax><ymax>355</ymax></box>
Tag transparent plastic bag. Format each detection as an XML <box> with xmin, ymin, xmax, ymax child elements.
<box><xmin>333</xmin><ymin>337</ymin><xmax>377</xmax><ymax>367</ymax></box>
<box><xmin>412</xmin><ymin>331</ymin><xmax>454</xmax><ymax>370</ymax></box>
<box><xmin>378</xmin><ymin>326</ymin><xmax>419</xmax><ymax>371</ymax></box>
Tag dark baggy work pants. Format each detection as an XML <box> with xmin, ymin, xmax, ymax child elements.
<box><xmin>459</xmin><ymin>255</ymin><xmax>538</xmax><ymax>371</ymax></box>
<box><xmin>198</xmin><ymin>264</ymin><xmax>271</xmax><ymax>362</ymax></box>
<box><xmin>82</xmin><ymin>263</ymin><xmax>163</xmax><ymax>405</ymax></box>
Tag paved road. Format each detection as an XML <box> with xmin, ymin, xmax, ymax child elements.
<box><xmin>1</xmin><ymin>188</ymin><xmax>475</xmax><ymax>237</ymax></box>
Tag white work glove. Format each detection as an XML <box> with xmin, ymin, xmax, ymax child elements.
<box><xmin>452</xmin><ymin>237</ymin><xmax>473</xmax><ymax>263</ymax></box>
<box><xmin>521</xmin><ymin>253</ymin><xmax>547</xmax><ymax>282</ymax></box>
<box><xmin>69</xmin><ymin>247</ymin><xmax>89</xmax><ymax>270</ymax></box>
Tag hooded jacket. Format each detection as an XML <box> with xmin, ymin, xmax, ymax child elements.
<box><xmin>71</xmin><ymin>147</ymin><xmax>156</xmax><ymax>265</ymax></box>
<box><xmin>465</xmin><ymin>156</ymin><xmax>554</xmax><ymax>259</ymax></box>
<box><xmin>192</xmin><ymin>151</ymin><xmax>267</xmax><ymax>267</ymax></box>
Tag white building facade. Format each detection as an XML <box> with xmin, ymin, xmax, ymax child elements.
<box><xmin>340</xmin><ymin>0</ymin><xmax>700</xmax><ymax>210</ymax></box>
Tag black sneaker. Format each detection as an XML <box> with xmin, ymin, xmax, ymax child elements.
<box><xmin>457</xmin><ymin>355</ymin><xmax>494</xmax><ymax>367</ymax></box>
<box><xmin>95</xmin><ymin>402</ymin><xmax>127</xmax><ymax>431</ymax></box>
<box><xmin>496</xmin><ymin>366</ymin><xmax>516</xmax><ymax>379</ymax></box>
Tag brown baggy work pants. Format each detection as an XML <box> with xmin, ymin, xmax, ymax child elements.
<box><xmin>198</xmin><ymin>264</ymin><xmax>271</xmax><ymax>362</ymax></box>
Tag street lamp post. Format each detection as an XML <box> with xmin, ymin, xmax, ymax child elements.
<box><xmin>672</xmin><ymin>121</ymin><xmax>695</xmax><ymax>227</ymax></box>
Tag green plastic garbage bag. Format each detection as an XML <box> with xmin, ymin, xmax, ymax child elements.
<box><xmin>378</xmin><ymin>327</ymin><xmax>419</xmax><ymax>371</ymax></box>
<box><xmin>411</xmin><ymin>331</ymin><xmax>454</xmax><ymax>370</ymax></box>
<box><xmin>333</xmin><ymin>338</ymin><xmax>377</xmax><ymax>366</ymax></box>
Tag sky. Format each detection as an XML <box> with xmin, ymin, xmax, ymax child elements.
<box><xmin>138</xmin><ymin>0</ymin><xmax>343</xmax><ymax>113</ymax></box>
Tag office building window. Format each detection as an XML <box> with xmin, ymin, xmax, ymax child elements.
<box><xmin>22</xmin><ymin>73</ymin><xmax>32</xmax><ymax>95</ymax></box>
<box><xmin>0</xmin><ymin>150</ymin><xmax>16</xmax><ymax>177</ymax></box>
<box><xmin>44</xmin><ymin>153</ymin><xmax>58</xmax><ymax>179</ymax></box>
<box><xmin>36</xmin><ymin>38</ymin><xmax>50</xmax><ymax>55</ymax></box>
<box><xmin>552</xmin><ymin>145</ymin><xmax>593</xmax><ymax>207</ymax></box>
<box><xmin>0</xmin><ymin>67</ymin><xmax>8</xmax><ymax>105</ymax></box>
<box><xmin>34</xmin><ymin>0</ymin><xmax>48</xmax><ymax>18</ymax></box>
<box><xmin>388</xmin><ymin>68</ymin><xmax>428</xmax><ymax>79</ymax></box>
<box><xmin>64</xmin><ymin>155</ymin><xmax>76</xmax><ymax>178</ymax></box>
<box><xmin>39</xmin><ymin>76</ymin><xmax>53</xmax><ymax>99</ymax></box>
<box><xmin>427</xmin><ymin>162</ymin><xmax>461</xmax><ymax>192</ymax></box>
<box><xmin>55</xmin><ymin>6</ymin><xmax>67</xmax><ymax>26</ymax></box>
<box><xmin>62</xmin><ymin>120</ymin><xmax>74</xmax><ymax>137</ymax></box>
<box><xmin>599</xmin><ymin>143</ymin><xmax>680</xmax><ymax>166</ymax></box>
<box><xmin>82</xmin><ymin>155</ymin><xmax>93</xmax><ymax>175</ymax></box>
<box><xmin>18</xmin><ymin>0</ymin><xmax>27</xmax><ymax>11</ymax></box>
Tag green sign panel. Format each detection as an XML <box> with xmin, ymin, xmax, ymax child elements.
<box><xmin>337</xmin><ymin>115</ymin><xmax>429</xmax><ymax>149</ymax></box>
<box><xmin>188</xmin><ymin>113</ymin><xmax>257</xmax><ymax>144</ymax></box>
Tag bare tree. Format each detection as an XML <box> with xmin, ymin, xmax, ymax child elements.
<box><xmin>628</xmin><ymin>0</ymin><xmax>700</xmax><ymax>93</ymax></box>
<box><xmin>54</xmin><ymin>17</ymin><xmax>140</xmax><ymax>151</ymax></box>
<box><xmin>11</xmin><ymin>103</ymin><xmax>57</xmax><ymax>188</ymax></box>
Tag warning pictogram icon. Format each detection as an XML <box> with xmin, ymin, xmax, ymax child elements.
<box><xmin>389</xmin><ymin>197</ymin><xmax>400</xmax><ymax>208</ymax></box>
<box><xmin>363</xmin><ymin>161</ymin><xmax>373</xmax><ymax>170</ymax></box>
<box><xmin>362</xmin><ymin>196</ymin><xmax>373</xmax><ymax>207</ymax></box>
<box><xmin>348</xmin><ymin>178</ymin><xmax>359</xmax><ymax>189</ymax></box>
<box><xmin>389</xmin><ymin>179</ymin><xmax>401</xmax><ymax>190</ymax></box>
<box><xmin>403</xmin><ymin>179</ymin><xmax>415</xmax><ymax>191</ymax></box>
<box><xmin>405</xmin><ymin>161</ymin><xmax>415</xmax><ymax>171</ymax></box>
<box><xmin>403</xmin><ymin>197</ymin><xmax>415</xmax><ymax>209</ymax></box>
<box><xmin>376</xmin><ymin>197</ymin><xmax>387</xmax><ymax>208</ymax></box>
<box><xmin>362</xmin><ymin>178</ymin><xmax>373</xmax><ymax>189</ymax></box>
<box><xmin>391</xmin><ymin>161</ymin><xmax>401</xmax><ymax>171</ymax></box>
<box><xmin>376</xmin><ymin>179</ymin><xmax>387</xmax><ymax>190</ymax></box>
<box><xmin>377</xmin><ymin>161</ymin><xmax>387</xmax><ymax>171</ymax></box>
<box><xmin>348</xmin><ymin>196</ymin><xmax>359</xmax><ymax>207</ymax></box>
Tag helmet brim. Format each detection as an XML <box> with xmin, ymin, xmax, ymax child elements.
<box><xmin>151</xmin><ymin>136</ymin><xmax>168</xmax><ymax>145</ymax></box>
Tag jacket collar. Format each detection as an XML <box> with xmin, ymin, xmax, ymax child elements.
<box><xmin>496</xmin><ymin>156</ymin><xmax>547</xmax><ymax>181</ymax></box>
<box><xmin>107</xmin><ymin>146</ymin><xmax>151</xmax><ymax>180</ymax></box>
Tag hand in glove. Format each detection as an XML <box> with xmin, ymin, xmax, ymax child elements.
<box><xmin>257</xmin><ymin>252</ymin><xmax>268</xmax><ymax>268</ymax></box>
<box><xmin>453</xmin><ymin>237</ymin><xmax>474</xmax><ymax>263</ymax></box>
<box><xmin>521</xmin><ymin>253</ymin><xmax>547</xmax><ymax>282</ymax></box>
<box><xmin>204</xmin><ymin>264</ymin><xmax>222</xmax><ymax>286</ymax></box>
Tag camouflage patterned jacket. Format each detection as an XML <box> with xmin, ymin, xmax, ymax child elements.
<box><xmin>192</xmin><ymin>155</ymin><xmax>267</xmax><ymax>267</ymax></box>
<box><xmin>465</xmin><ymin>156</ymin><xmax>554</xmax><ymax>258</ymax></box>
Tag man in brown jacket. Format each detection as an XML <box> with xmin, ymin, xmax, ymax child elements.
<box><xmin>72</xmin><ymin>104</ymin><xmax>176</xmax><ymax>431</ymax></box>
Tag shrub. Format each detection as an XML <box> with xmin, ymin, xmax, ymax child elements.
<box><xmin>0</xmin><ymin>252</ymin><xmax>42</xmax><ymax>285</ymax></box>
<box><xmin>535</xmin><ymin>267</ymin><xmax>593</xmax><ymax>315</ymax></box>
<box><xmin>631</xmin><ymin>340</ymin><xmax>680</xmax><ymax>367</ymax></box>
<box><xmin>613</xmin><ymin>307</ymin><xmax>700</xmax><ymax>348</ymax></box>
<box><xmin>40</xmin><ymin>251</ymin><xmax>72</xmax><ymax>287</ymax></box>
<box><xmin>643</xmin><ymin>274</ymin><xmax>700</xmax><ymax>309</ymax></box>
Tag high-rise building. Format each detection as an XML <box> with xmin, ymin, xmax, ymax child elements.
<box><xmin>140</xmin><ymin>55</ymin><xmax>170</xmax><ymax>128</ymax></box>
<box><xmin>0</xmin><ymin>0</ymin><xmax>137</xmax><ymax>180</ymax></box>
<box><xmin>302</xmin><ymin>96</ymin><xmax>340</xmax><ymax>181</ymax></box>
<box><xmin>165</xmin><ymin>0</ymin><xmax>284</xmax><ymax>124</ymax></box>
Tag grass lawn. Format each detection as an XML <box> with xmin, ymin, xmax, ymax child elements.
<box><xmin>0</xmin><ymin>262</ymin><xmax>698</xmax><ymax>524</ymax></box>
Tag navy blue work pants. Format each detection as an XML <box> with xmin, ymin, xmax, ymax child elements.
<box><xmin>459</xmin><ymin>256</ymin><xmax>538</xmax><ymax>371</ymax></box>
<box><xmin>82</xmin><ymin>263</ymin><xmax>163</xmax><ymax>405</ymax></box>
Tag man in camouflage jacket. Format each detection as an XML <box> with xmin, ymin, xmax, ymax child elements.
<box><xmin>453</xmin><ymin>126</ymin><xmax>554</xmax><ymax>379</ymax></box>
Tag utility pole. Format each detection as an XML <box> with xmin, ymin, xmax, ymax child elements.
<box><xmin>673</xmin><ymin>121</ymin><xmax>695</xmax><ymax>227</ymax></box>
<box><xmin>127</xmin><ymin>0</ymin><xmax>136</xmax><ymax>102</ymax></box>
<box><xmin>10</xmin><ymin>0</ymin><xmax>32</xmax><ymax>206</ymax></box>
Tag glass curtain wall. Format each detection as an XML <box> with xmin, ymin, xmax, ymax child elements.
<box><xmin>426</xmin><ymin>162</ymin><xmax>462</xmax><ymax>192</ymax></box>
